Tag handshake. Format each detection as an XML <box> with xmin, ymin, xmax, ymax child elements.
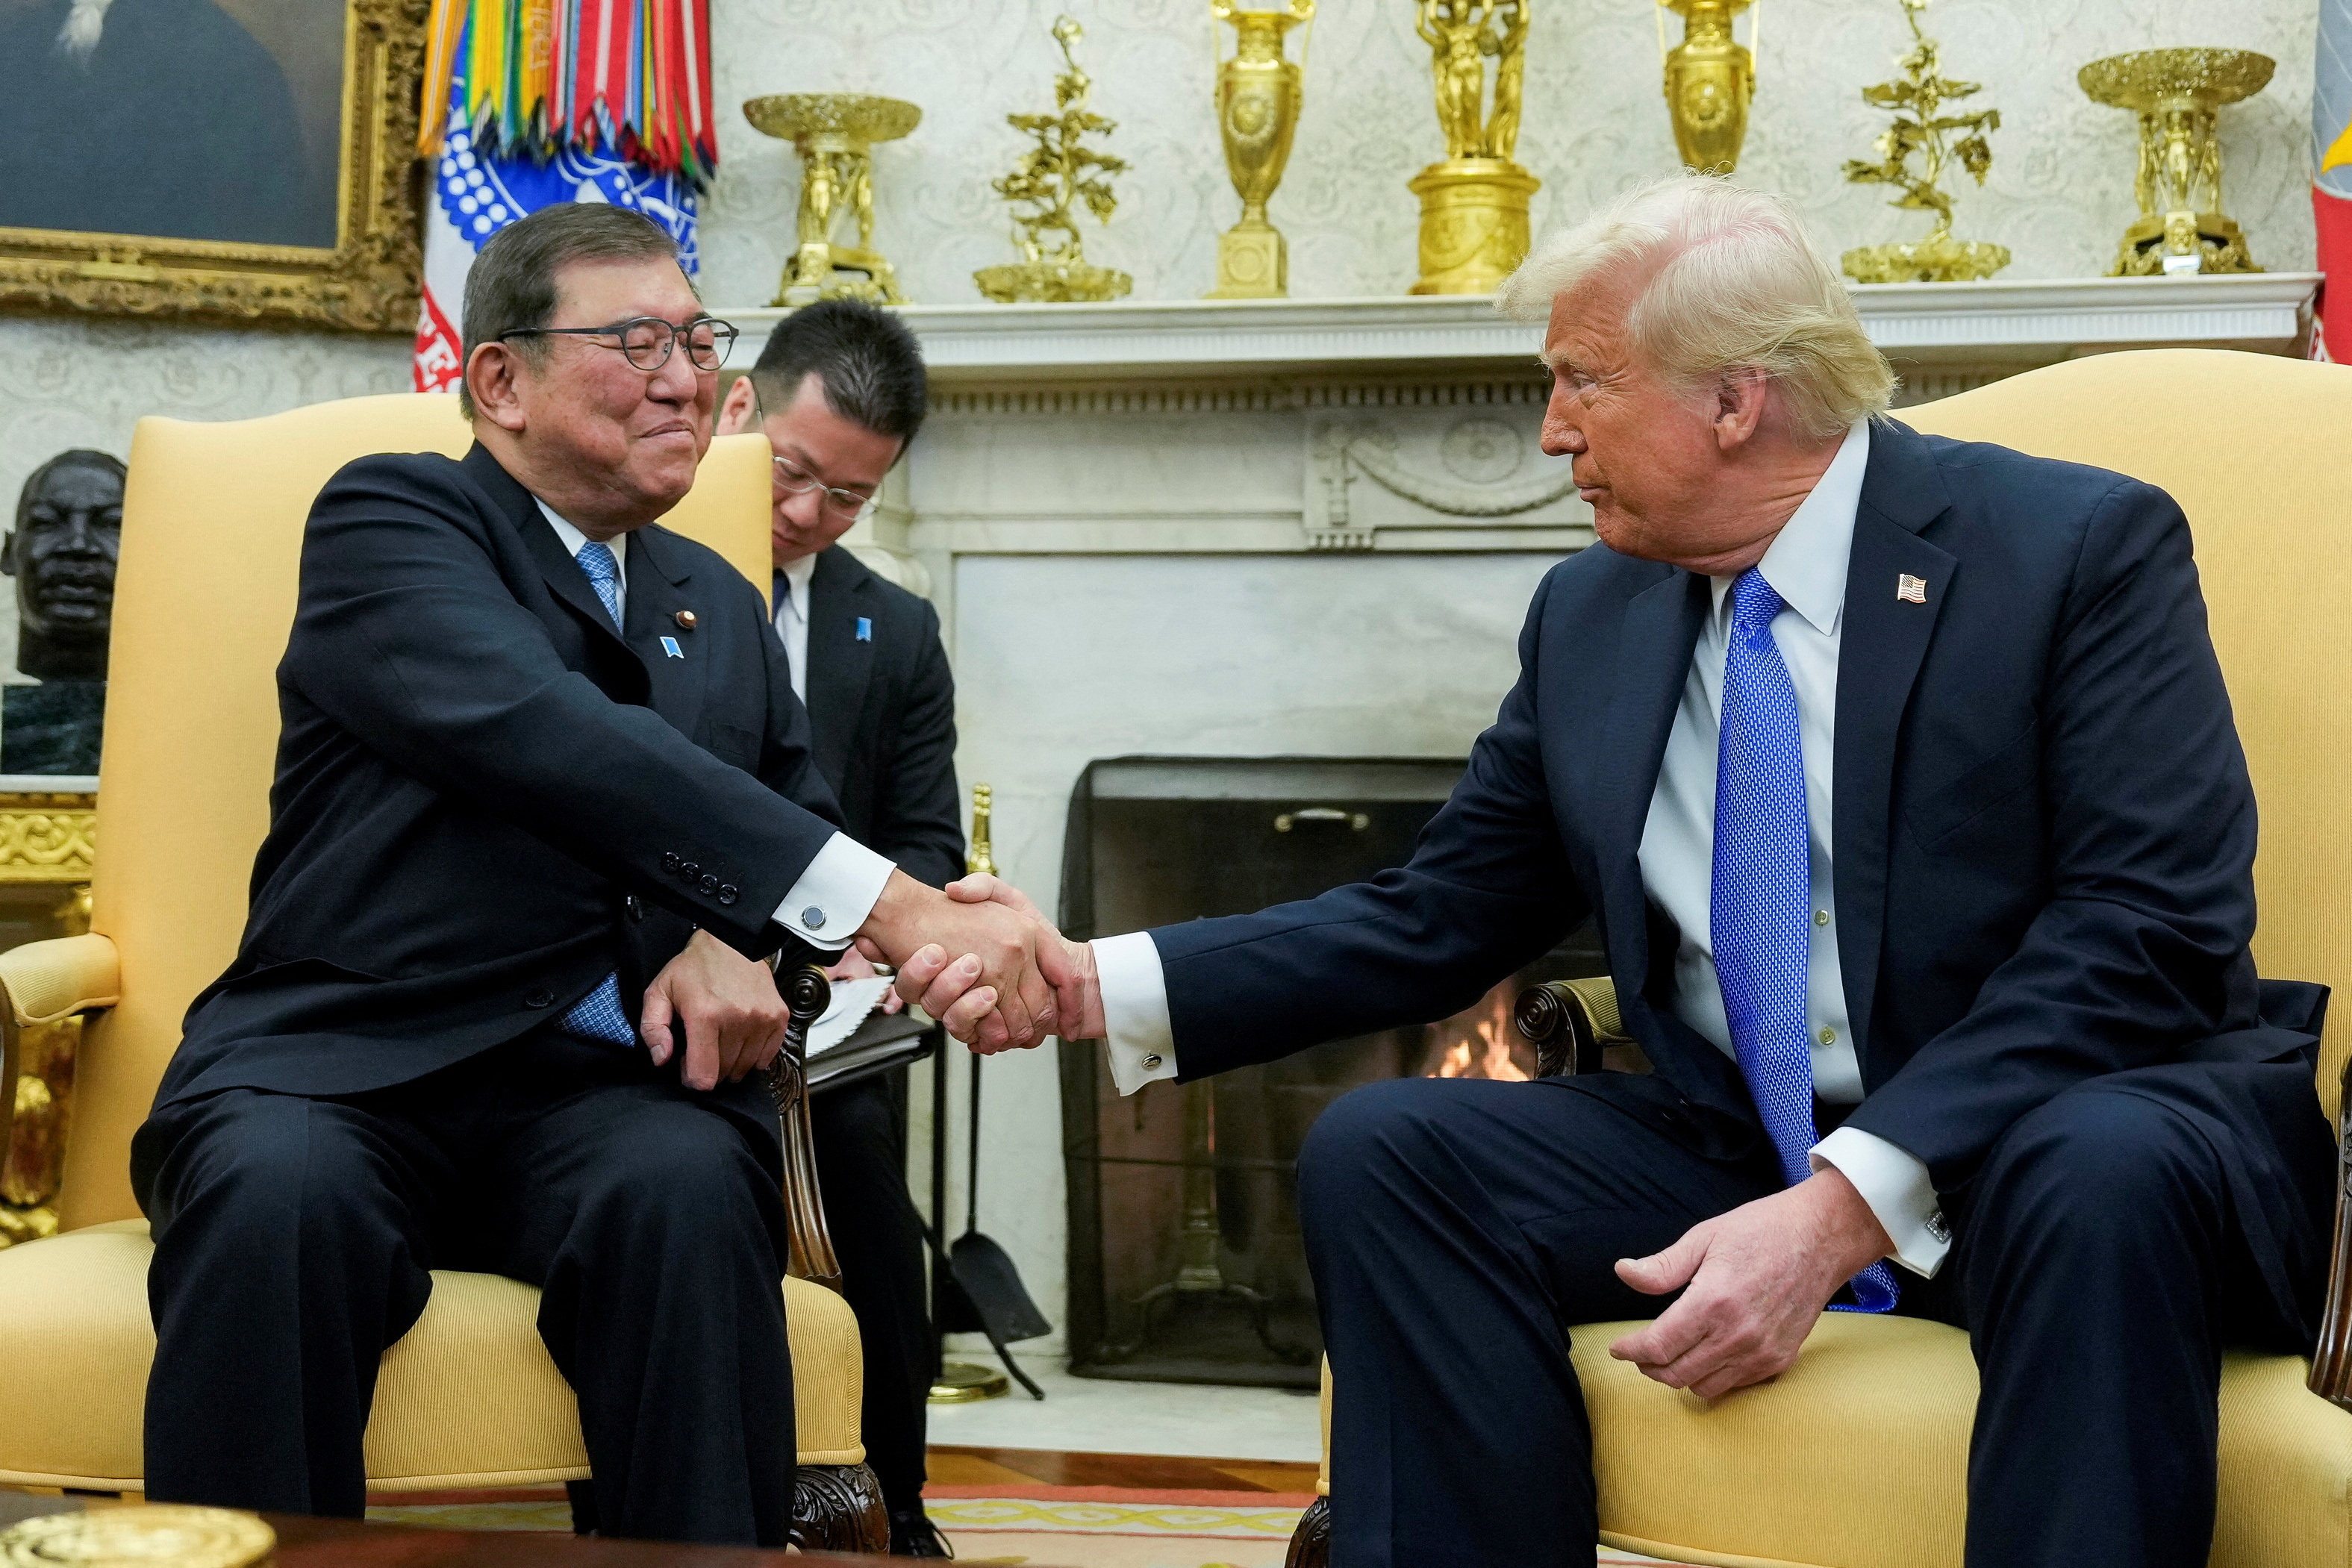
<box><xmin>852</xmin><ymin>869</ymin><xmax>1102</xmax><ymax>1051</ymax></box>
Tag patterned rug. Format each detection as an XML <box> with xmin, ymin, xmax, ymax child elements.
<box><xmin>366</xmin><ymin>1484</ymin><xmax>1683</xmax><ymax>1564</ymax></box>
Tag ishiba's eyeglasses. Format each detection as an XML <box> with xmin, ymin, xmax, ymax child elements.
<box><xmin>750</xmin><ymin>380</ymin><xmax>878</xmax><ymax>520</ymax></box>
<box><xmin>499</xmin><ymin>314</ymin><xmax>740</xmax><ymax>372</ymax></box>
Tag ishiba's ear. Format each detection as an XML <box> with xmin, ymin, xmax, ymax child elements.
<box><xmin>464</xmin><ymin>340</ymin><xmax>532</xmax><ymax>434</ymax></box>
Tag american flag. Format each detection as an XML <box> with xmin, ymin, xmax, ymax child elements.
<box><xmin>2312</xmin><ymin>0</ymin><xmax>2352</xmax><ymax>360</ymax></box>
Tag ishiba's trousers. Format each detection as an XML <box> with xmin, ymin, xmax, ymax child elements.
<box><xmin>1298</xmin><ymin>1064</ymin><xmax>2333</xmax><ymax>1568</ymax></box>
<box><xmin>134</xmin><ymin>1028</ymin><xmax>795</xmax><ymax>1546</ymax></box>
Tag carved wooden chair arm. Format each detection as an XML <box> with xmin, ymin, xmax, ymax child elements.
<box><xmin>1512</xmin><ymin>975</ymin><xmax>1627</xmax><ymax>1078</ymax></box>
<box><xmin>0</xmin><ymin>933</ymin><xmax>119</xmax><ymax>1176</ymax></box>
<box><xmin>2306</xmin><ymin>1056</ymin><xmax>2352</xmax><ymax>1406</ymax></box>
<box><xmin>768</xmin><ymin>963</ymin><xmax>843</xmax><ymax>1292</ymax></box>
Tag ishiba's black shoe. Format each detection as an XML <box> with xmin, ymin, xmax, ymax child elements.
<box><xmin>889</xmin><ymin>1508</ymin><xmax>953</xmax><ymax>1558</ymax></box>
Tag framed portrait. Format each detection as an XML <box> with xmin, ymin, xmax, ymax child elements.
<box><xmin>0</xmin><ymin>0</ymin><xmax>427</xmax><ymax>333</ymax></box>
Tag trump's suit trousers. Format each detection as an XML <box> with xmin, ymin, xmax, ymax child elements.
<box><xmin>137</xmin><ymin>1028</ymin><xmax>795</xmax><ymax>1546</ymax></box>
<box><xmin>1298</xmin><ymin>1066</ymin><xmax>2333</xmax><ymax>1568</ymax></box>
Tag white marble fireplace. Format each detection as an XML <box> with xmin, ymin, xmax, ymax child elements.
<box><xmin>730</xmin><ymin>272</ymin><xmax>2315</xmax><ymax>1360</ymax></box>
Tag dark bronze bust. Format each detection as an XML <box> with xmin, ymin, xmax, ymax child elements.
<box><xmin>7</xmin><ymin>449</ymin><xmax>124</xmax><ymax>683</ymax></box>
<box><xmin>1</xmin><ymin>450</ymin><xmax>123</xmax><ymax>774</ymax></box>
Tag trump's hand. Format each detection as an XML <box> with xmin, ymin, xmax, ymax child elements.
<box><xmin>640</xmin><ymin>928</ymin><xmax>793</xmax><ymax>1092</ymax></box>
<box><xmin>890</xmin><ymin>874</ymin><xmax>1103</xmax><ymax>1049</ymax></box>
<box><xmin>855</xmin><ymin>869</ymin><xmax>1055</xmax><ymax>1050</ymax></box>
<box><xmin>1606</xmin><ymin>1165</ymin><xmax>1893</xmax><ymax>1400</ymax></box>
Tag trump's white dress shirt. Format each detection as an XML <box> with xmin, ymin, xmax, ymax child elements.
<box><xmin>1090</xmin><ymin>422</ymin><xmax>1951</xmax><ymax>1278</ymax></box>
<box><xmin>538</xmin><ymin>502</ymin><xmax>893</xmax><ymax>953</ymax></box>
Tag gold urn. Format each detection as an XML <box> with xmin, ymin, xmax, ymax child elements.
<box><xmin>743</xmin><ymin>93</ymin><xmax>922</xmax><ymax>306</ymax></box>
<box><xmin>2079</xmin><ymin>48</ymin><xmax>2272</xmax><ymax>276</ymax></box>
<box><xmin>1208</xmin><ymin>0</ymin><xmax>1314</xmax><ymax>299</ymax></box>
<box><xmin>1660</xmin><ymin>0</ymin><xmax>1756</xmax><ymax>174</ymax></box>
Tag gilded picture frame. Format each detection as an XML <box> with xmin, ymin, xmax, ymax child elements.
<box><xmin>0</xmin><ymin>0</ymin><xmax>428</xmax><ymax>334</ymax></box>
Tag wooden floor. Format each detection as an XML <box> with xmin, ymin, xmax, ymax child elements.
<box><xmin>926</xmin><ymin>1446</ymin><xmax>1319</xmax><ymax>1494</ymax></box>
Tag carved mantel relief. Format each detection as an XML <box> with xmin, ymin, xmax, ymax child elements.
<box><xmin>1304</xmin><ymin>401</ymin><xmax>1588</xmax><ymax>552</ymax></box>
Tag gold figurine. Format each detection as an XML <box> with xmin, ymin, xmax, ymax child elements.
<box><xmin>1408</xmin><ymin>1</ymin><xmax>1539</xmax><ymax>296</ymax></box>
<box><xmin>975</xmin><ymin>16</ymin><xmax>1133</xmax><ymax>304</ymax></box>
<box><xmin>743</xmin><ymin>93</ymin><xmax>922</xmax><ymax>306</ymax></box>
<box><xmin>2079</xmin><ymin>49</ymin><xmax>2272</xmax><ymax>276</ymax></box>
<box><xmin>1208</xmin><ymin>0</ymin><xmax>1314</xmax><ymax>299</ymax></box>
<box><xmin>1659</xmin><ymin>1</ymin><xmax>1756</xmax><ymax>174</ymax></box>
<box><xmin>1839</xmin><ymin>0</ymin><xmax>2007</xmax><ymax>284</ymax></box>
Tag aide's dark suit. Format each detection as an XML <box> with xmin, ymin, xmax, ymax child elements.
<box><xmin>1142</xmin><ymin>423</ymin><xmax>2334</xmax><ymax>1568</ymax></box>
<box><xmin>134</xmin><ymin>445</ymin><xmax>843</xmax><ymax>1544</ymax></box>
<box><xmin>790</xmin><ymin>544</ymin><xmax>963</xmax><ymax>1522</ymax></box>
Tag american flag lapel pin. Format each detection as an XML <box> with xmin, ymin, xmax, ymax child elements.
<box><xmin>1896</xmin><ymin>573</ymin><xmax>1927</xmax><ymax>605</ymax></box>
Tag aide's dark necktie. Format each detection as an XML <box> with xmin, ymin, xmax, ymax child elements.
<box><xmin>1712</xmin><ymin>567</ymin><xmax>1897</xmax><ymax>1314</ymax></box>
<box><xmin>558</xmin><ymin>540</ymin><xmax>637</xmax><ymax>1050</ymax></box>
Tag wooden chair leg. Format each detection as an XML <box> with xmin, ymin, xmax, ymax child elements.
<box><xmin>1285</xmin><ymin>1496</ymin><xmax>1331</xmax><ymax>1568</ymax></box>
<box><xmin>790</xmin><ymin>1462</ymin><xmax>888</xmax><ymax>1555</ymax></box>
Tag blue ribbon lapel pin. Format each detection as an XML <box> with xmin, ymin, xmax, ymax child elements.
<box><xmin>855</xmin><ymin>616</ymin><xmax>872</xmax><ymax>643</ymax></box>
<box><xmin>659</xmin><ymin>635</ymin><xmax>684</xmax><ymax>658</ymax></box>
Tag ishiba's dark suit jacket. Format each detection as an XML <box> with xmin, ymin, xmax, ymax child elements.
<box><xmin>140</xmin><ymin>443</ymin><xmax>845</xmax><ymax>1158</ymax></box>
<box><xmin>1152</xmin><ymin>419</ymin><xmax>2329</xmax><ymax>1331</ymax></box>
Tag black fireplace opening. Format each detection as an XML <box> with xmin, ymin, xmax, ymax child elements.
<box><xmin>1057</xmin><ymin>756</ymin><xmax>1605</xmax><ymax>1387</ymax></box>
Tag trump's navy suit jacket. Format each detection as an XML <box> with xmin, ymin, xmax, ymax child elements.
<box><xmin>1155</xmin><ymin>419</ymin><xmax>2324</xmax><ymax>1307</ymax></box>
<box><xmin>143</xmin><ymin>443</ymin><xmax>844</xmax><ymax>1152</ymax></box>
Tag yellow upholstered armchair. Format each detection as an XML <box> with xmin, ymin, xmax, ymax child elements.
<box><xmin>1290</xmin><ymin>350</ymin><xmax>2352</xmax><ymax>1568</ymax></box>
<box><xmin>0</xmin><ymin>395</ymin><xmax>884</xmax><ymax>1552</ymax></box>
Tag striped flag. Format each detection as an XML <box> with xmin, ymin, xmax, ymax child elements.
<box><xmin>2312</xmin><ymin>0</ymin><xmax>2352</xmax><ymax>360</ymax></box>
<box><xmin>411</xmin><ymin>0</ymin><xmax>714</xmax><ymax>393</ymax></box>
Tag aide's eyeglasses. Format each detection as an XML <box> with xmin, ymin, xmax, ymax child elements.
<box><xmin>499</xmin><ymin>314</ymin><xmax>739</xmax><ymax>372</ymax></box>
<box><xmin>750</xmin><ymin>381</ymin><xmax>877</xmax><ymax>520</ymax></box>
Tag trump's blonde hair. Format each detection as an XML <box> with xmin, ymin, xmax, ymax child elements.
<box><xmin>1497</xmin><ymin>174</ymin><xmax>1893</xmax><ymax>442</ymax></box>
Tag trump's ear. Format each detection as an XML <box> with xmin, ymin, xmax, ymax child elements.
<box><xmin>1710</xmin><ymin>364</ymin><xmax>1771</xmax><ymax>453</ymax></box>
<box><xmin>464</xmin><ymin>341</ymin><xmax>531</xmax><ymax>434</ymax></box>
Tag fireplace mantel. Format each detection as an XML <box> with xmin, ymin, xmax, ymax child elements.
<box><xmin>728</xmin><ymin>272</ymin><xmax>2317</xmax><ymax>387</ymax></box>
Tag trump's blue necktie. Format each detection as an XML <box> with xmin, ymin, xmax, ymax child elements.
<box><xmin>1712</xmin><ymin>567</ymin><xmax>1897</xmax><ymax>1314</ymax></box>
<box><xmin>559</xmin><ymin>540</ymin><xmax>637</xmax><ymax>1050</ymax></box>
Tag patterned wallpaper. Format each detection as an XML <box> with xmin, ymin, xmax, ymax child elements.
<box><xmin>0</xmin><ymin>0</ymin><xmax>2324</xmax><ymax>675</ymax></box>
<box><xmin>694</xmin><ymin>0</ymin><xmax>2323</xmax><ymax>305</ymax></box>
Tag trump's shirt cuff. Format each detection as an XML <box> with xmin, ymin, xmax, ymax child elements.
<box><xmin>1811</xmin><ymin>1125</ymin><xmax>1951</xmax><ymax>1278</ymax></box>
<box><xmin>770</xmin><ymin>832</ymin><xmax>895</xmax><ymax>951</ymax></box>
<box><xmin>1094</xmin><ymin>931</ymin><xmax>1176</xmax><ymax>1096</ymax></box>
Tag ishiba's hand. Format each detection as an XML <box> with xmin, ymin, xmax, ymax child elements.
<box><xmin>825</xmin><ymin>944</ymin><xmax>904</xmax><ymax>1015</ymax></box>
<box><xmin>1606</xmin><ymin>1166</ymin><xmax>1893</xmax><ymax>1400</ymax></box>
<box><xmin>640</xmin><ymin>928</ymin><xmax>792</xmax><ymax>1092</ymax></box>
<box><xmin>886</xmin><ymin>874</ymin><xmax>1104</xmax><ymax>1049</ymax></box>
<box><xmin>854</xmin><ymin>869</ymin><xmax>1054</xmax><ymax>1051</ymax></box>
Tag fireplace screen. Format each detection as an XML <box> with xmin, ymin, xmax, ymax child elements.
<box><xmin>1056</xmin><ymin>757</ymin><xmax>1604</xmax><ymax>1387</ymax></box>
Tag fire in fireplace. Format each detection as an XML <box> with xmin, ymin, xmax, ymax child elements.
<box><xmin>1057</xmin><ymin>757</ymin><xmax>1601</xmax><ymax>1387</ymax></box>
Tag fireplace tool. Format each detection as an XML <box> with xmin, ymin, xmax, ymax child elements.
<box><xmin>769</xmin><ymin>962</ymin><xmax>842</xmax><ymax>1290</ymax></box>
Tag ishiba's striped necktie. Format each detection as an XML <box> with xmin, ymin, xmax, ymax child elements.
<box><xmin>559</xmin><ymin>540</ymin><xmax>637</xmax><ymax>1051</ymax></box>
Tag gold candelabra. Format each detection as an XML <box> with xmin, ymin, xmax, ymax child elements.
<box><xmin>1839</xmin><ymin>0</ymin><xmax>2006</xmax><ymax>284</ymax></box>
<box><xmin>1659</xmin><ymin>0</ymin><xmax>1756</xmax><ymax>174</ymax></box>
<box><xmin>975</xmin><ymin>16</ymin><xmax>1133</xmax><ymax>304</ymax></box>
<box><xmin>743</xmin><ymin>93</ymin><xmax>921</xmax><ymax>306</ymax></box>
<box><xmin>1408</xmin><ymin>0</ymin><xmax>1538</xmax><ymax>296</ymax></box>
<box><xmin>1208</xmin><ymin>0</ymin><xmax>1314</xmax><ymax>299</ymax></box>
<box><xmin>2079</xmin><ymin>49</ymin><xmax>2271</xmax><ymax>277</ymax></box>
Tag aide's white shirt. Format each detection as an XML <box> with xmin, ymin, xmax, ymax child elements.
<box><xmin>773</xmin><ymin>552</ymin><xmax>820</xmax><ymax>706</ymax></box>
<box><xmin>1091</xmin><ymin>421</ymin><xmax>1951</xmax><ymax>1278</ymax></box>
<box><xmin>537</xmin><ymin>503</ymin><xmax>892</xmax><ymax>951</ymax></box>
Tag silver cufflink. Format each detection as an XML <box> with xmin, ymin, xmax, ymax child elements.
<box><xmin>802</xmin><ymin>906</ymin><xmax>826</xmax><ymax>930</ymax></box>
